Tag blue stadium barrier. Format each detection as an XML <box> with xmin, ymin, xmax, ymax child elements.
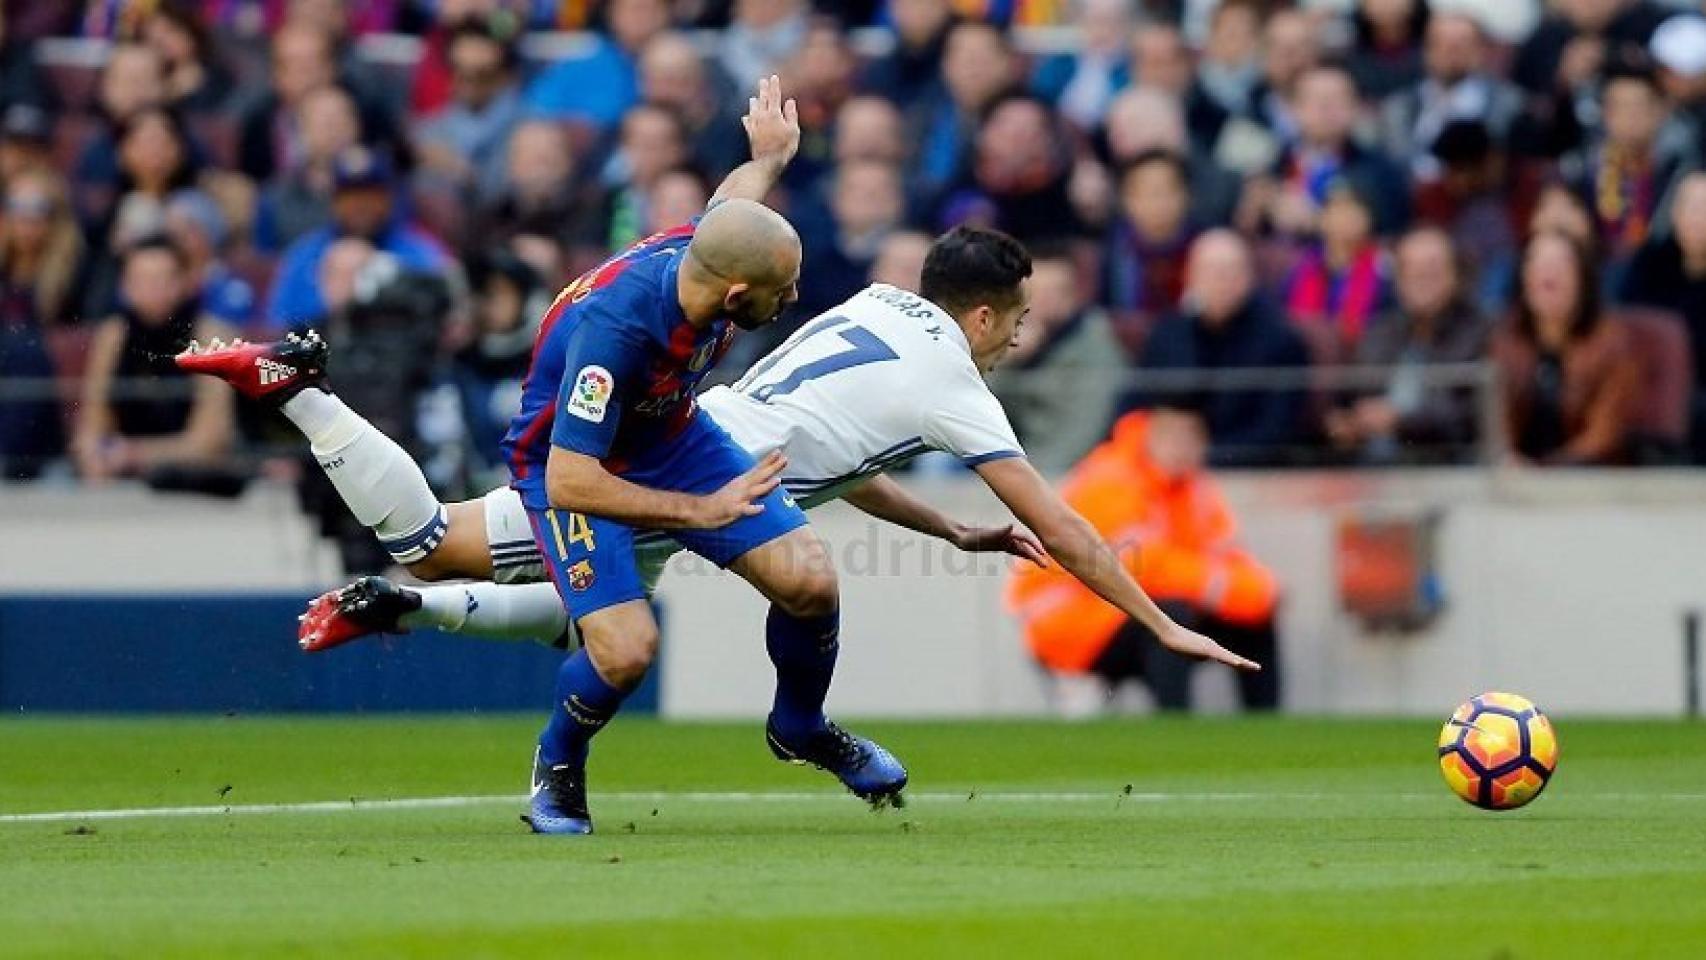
<box><xmin>0</xmin><ymin>594</ymin><xmax>659</xmax><ymax>714</ymax></box>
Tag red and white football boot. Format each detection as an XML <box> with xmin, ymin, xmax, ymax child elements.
<box><xmin>174</xmin><ymin>330</ymin><xmax>329</xmax><ymax>404</ymax></box>
<box><xmin>298</xmin><ymin>576</ymin><xmax>422</xmax><ymax>653</ymax></box>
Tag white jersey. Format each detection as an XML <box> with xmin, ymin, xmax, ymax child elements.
<box><xmin>700</xmin><ymin>283</ymin><xmax>1025</xmax><ymax>507</ymax></box>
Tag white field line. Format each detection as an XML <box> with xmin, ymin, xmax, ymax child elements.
<box><xmin>4</xmin><ymin>790</ymin><xmax>1705</xmax><ymax>824</ymax></box>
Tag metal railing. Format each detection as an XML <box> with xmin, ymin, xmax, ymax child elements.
<box><xmin>0</xmin><ymin>361</ymin><xmax>1506</xmax><ymax>475</ymax></box>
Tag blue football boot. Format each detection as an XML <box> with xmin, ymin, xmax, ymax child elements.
<box><xmin>766</xmin><ymin>717</ymin><xmax>908</xmax><ymax>808</ymax></box>
<box><xmin>522</xmin><ymin>747</ymin><xmax>594</xmax><ymax>835</ymax></box>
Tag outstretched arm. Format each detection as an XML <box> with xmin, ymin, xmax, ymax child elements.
<box><xmin>840</xmin><ymin>473</ymin><xmax>1046</xmax><ymax>564</ymax></box>
<box><xmin>974</xmin><ymin>456</ymin><xmax>1262</xmax><ymax>671</ymax></box>
<box><xmin>708</xmin><ymin>74</ymin><xmax>800</xmax><ymax>208</ymax></box>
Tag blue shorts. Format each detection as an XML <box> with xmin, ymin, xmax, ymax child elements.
<box><xmin>526</xmin><ymin>412</ymin><xmax>808</xmax><ymax>621</ymax></box>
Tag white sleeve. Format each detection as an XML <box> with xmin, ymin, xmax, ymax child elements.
<box><xmin>922</xmin><ymin>365</ymin><xmax>1026</xmax><ymax>466</ymax></box>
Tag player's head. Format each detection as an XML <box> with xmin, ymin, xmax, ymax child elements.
<box><xmin>684</xmin><ymin>198</ymin><xmax>802</xmax><ymax>331</ymax></box>
<box><xmin>919</xmin><ymin>226</ymin><xmax>1032</xmax><ymax>373</ymax></box>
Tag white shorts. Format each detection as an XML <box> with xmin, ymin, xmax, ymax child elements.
<box><xmin>481</xmin><ymin>487</ymin><xmax>676</xmax><ymax>595</ymax></box>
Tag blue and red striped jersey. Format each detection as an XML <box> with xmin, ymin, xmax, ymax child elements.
<box><xmin>501</xmin><ymin>221</ymin><xmax>736</xmax><ymax>510</ymax></box>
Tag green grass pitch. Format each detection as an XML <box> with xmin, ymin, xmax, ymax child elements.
<box><xmin>3</xmin><ymin>715</ymin><xmax>1705</xmax><ymax>958</ymax></box>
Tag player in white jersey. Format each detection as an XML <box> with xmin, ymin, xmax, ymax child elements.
<box><xmin>179</xmin><ymin>227</ymin><xmax>1257</xmax><ymax>673</ymax></box>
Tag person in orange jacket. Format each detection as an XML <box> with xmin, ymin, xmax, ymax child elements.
<box><xmin>1006</xmin><ymin>405</ymin><xmax>1280</xmax><ymax>713</ymax></box>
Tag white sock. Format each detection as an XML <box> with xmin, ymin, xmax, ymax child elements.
<box><xmin>281</xmin><ymin>390</ymin><xmax>445</xmax><ymax>563</ymax></box>
<box><xmin>402</xmin><ymin>582</ymin><xmax>573</xmax><ymax>648</ymax></box>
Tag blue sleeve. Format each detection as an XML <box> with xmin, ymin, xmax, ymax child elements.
<box><xmin>548</xmin><ymin>307</ymin><xmax>652</xmax><ymax>459</ymax></box>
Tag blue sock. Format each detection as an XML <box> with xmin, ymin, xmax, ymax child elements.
<box><xmin>537</xmin><ymin>649</ymin><xmax>628</xmax><ymax>769</ymax></box>
<box><xmin>766</xmin><ymin>606</ymin><xmax>839</xmax><ymax>740</ymax></box>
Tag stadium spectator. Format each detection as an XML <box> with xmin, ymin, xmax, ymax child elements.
<box><xmin>797</xmin><ymin>159</ymin><xmax>904</xmax><ymax>321</ymax></box>
<box><xmin>453</xmin><ymin>249</ymin><xmax>542</xmax><ymax>482</ymax></box>
<box><xmin>408</xmin><ymin>0</ymin><xmax>513</xmax><ymax>117</ymax></box>
<box><xmin>255</xmin><ymin>84</ymin><xmax>364</xmax><ymax>253</ymax></box>
<box><xmin>1129</xmin><ymin>22</ymin><xmax>1193</xmax><ymax>99</ymax></box>
<box><xmin>471</xmin><ymin>119</ymin><xmax>604</xmax><ymax>272</ymax></box>
<box><xmin>164</xmin><ymin>189</ymin><xmax>257</xmax><ymax>328</ymax></box>
<box><xmin>1189</xmin><ymin>0</ymin><xmax>1264</xmax><ymax>146</ymax></box>
<box><xmin>870</xmin><ymin>228</ymin><xmax>932</xmax><ymax>290</ymax></box>
<box><xmin>523</xmin><ymin>0</ymin><xmax>670</xmax><ymax>128</ymax></box>
<box><xmin>861</xmin><ymin>0</ymin><xmax>953</xmax><ymax>108</ymax></box>
<box><xmin>1008</xmin><ymin>405</ymin><xmax>1280</xmax><ymax>715</ymax></box>
<box><xmin>1246</xmin><ymin>62</ymin><xmax>1409</xmax><ymax>239</ymax></box>
<box><xmin>80</xmin><ymin>106</ymin><xmax>203</xmax><ymax>321</ymax></box>
<box><xmin>1651</xmin><ymin>15</ymin><xmax>1706</xmax><ymax>150</ymax></box>
<box><xmin>1104</xmin><ymin>149</ymin><xmax>1198</xmax><ymax>325</ymax></box>
<box><xmin>1621</xmin><ymin>172</ymin><xmax>1706</xmax><ymax>461</ymax></box>
<box><xmin>1102</xmin><ymin>86</ymin><xmax>1243</xmax><ymax>228</ymax></box>
<box><xmin>1282</xmin><ymin>178</ymin><xmax>1394</xmax><ymax>358</ymax></box>
<box><xmin>1344</xmin><ymin>0</ymin><xmax>1427</xmax><ymax>101</ymax></box>
<box><xmin>266</xmin><ymin>147</ymin><xmax>452</xmax><ymax>330</ymax></box>
<box><xmin>643</xmin><ymin>167</ymin><xmax>710</xmax><ymax>235</ymax></box>
<box><xmin>600</xmin><ymin>103</ymin><xmax>689</xmax><ymax>251</ymax></box>
<box><xmin>935</xmin><ymin>95</ymin><xmax>1084</xmax><ymax>242</ymax></box>
<box><xmin>136</xmin><ymin>0</ymin><xmax>233</xmax><ymax>118</ymax></box>
<box><xmin>832</xmin><ymin>95</ymin><xmax>907</xmax><ymax>168</ymax></box>
<box><xmin>1327</xmin><ymin>227</ymin><xmax>1492</xmax><ymax>463</ymax></box>
<box><xmin>1031</xmin><ymin>0</ymin><xmax>1134</xmax><ymax>131</ymax></box>
<box><xmin>989</xmin><ymin>242</ymin><xmax>1127</xmax><ymax>475</ymax></box>
<box><xmin>1564</xmin><ymin>61</ymin><xmax>1693</xmax><ymax>272</ymax></box>
<box><xmin>718</xmin><ymin>0</ymin><xmax>808</xmax><ymax>93</ymax></box>
<box><xmin>1411</xmin><ymin>120</ymin><xmax>1522</xmax><ymax>313</ymax></box>
<box><xmin>1512</xmin><ymin>0</ymin><xmax>1668</xmax><ymax>97</ymax></box>
<box><xmin>1495</xmin><ymin>231</ymin><xmax>1640</xmax><ymax>466</ymax></box>
<box><xmin>74</xmin><ymin>42</ymin><xmax>169</xmax><ymax>224</ymax></box>
<box><xmin>639</xmin><ymin>32</ymin><xmax>747</xmax><ymax>181</ymax></box>
<box><xmin>1135</xmin><ymin>230</ymin><xmax>1311</xmax><ymax>467</ymax></box>
<box><xmin>235</xmin><ymin>20</ymin><xmax>394</xmax><ymax>184</ymax></box>
<box><xmin>72</xmin><ymin>238</ymin><xmax>235</xmax><ymax>483</ymax></box>
<box><xmin>0</xmin><ymin>170</ymin><xmax>82</xmax><ymax>479</ymax></box>
<box><xmin>1241</xmin><ymin>7</ymin><xmax>1322</xmax><ymax>153</ymax></box>
<box><xmin>913</xmin><ymin>21</ymin><xmax>1017</xmax><ymax>203</ymax></box>
<box><xmin>0</xmin><ymin>104</ymin><xmax>54</xmax><ymax>186</ymax></box>
<box><xmin>413</xmin><ymin>16</ymin><xmax>525</xmax><ymax>203</ymax></box>
<box><xmin>1378</xmin><ymin>12</ymin><xmax>1526</xmax><ymax>182</ymax></box>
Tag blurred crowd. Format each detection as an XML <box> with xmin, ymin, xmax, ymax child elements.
<box><xmin>4</xmin><ymin>0</ymin><xmax>1706</xmax><ymax>496</ymax></box>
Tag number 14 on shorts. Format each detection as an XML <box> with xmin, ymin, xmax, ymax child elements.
<box><xmin>546</xmin><ymin>510</ymin><xmax>597</xmax><ymax>558</ymax></box>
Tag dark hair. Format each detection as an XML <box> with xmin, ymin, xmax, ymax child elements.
<box><xmin>145</xmin><ymin>0</ymin><xmax>217</xmax><ymax>65</ymax></box>
<box><xmin>447</xmin><ymin>15</ymin><xmax>521</xmax><ymax>73</ymax></box>
<box><xmin>1353</xmin><ymin>0</ymin><xmax>1430</xmax><ymax>50</ymax></box>
<box><xmin>1602</xmin><ymin>56</ymin><xmax>1663</xmax><ymax>98</ymax></box>
<box><xmin>1514</xmin><ymin>231</ymin><xmax>1603</xmax><ymax>344</ymax></box>
<box><xmin>116</xmin><ymin>106</ymin><xmax>199</xmax><ymax>193</ymax></box>
<box><xmin>920</xmin><ymin>226</ymin><xmax>1032</xmax><ymax>316</ymax></box>
<box><xmin>124</xmin><ymin>233</ymin><xmax>188</xmax><ymax>269</ymax></box>
<box><xmin>1120</xmin><ymin>148</ymin><xmax>1190</xmax><ymax>189</ymax></box>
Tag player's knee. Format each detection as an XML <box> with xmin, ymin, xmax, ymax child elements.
<box><xmin>404</xmin><ymin>551</ymin><xmax>455</xmax><ymax>582</ymax></box>
<box><xmin>771</xmin><ymin>564</ymin><xmax>839</xmax><ymax>619</ymax></box>
<box><xmin>582</xmin><ymin>621</ymin><xmax>660</xmax><ymax>688</ymax></box>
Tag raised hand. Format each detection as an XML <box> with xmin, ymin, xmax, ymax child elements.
<box><xmin>741</xmin><ymin>74</ymin><xmax>800</xmax><ymax>170</ymax></box>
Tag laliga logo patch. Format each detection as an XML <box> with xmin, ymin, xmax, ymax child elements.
<box><xmin>566</xmin><ymin>365</ymin><xmax>613</xmax><ymax>422</ymax></box>
<box><xmin>567</xmin><ymin>560</ymin><xmax>596</xmax><ymax>592</ymax></box>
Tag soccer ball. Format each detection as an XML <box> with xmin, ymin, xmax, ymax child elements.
<box><xmin>1437</xmin><ymin>691</ymin><xmax>1559</xmax><ymax>810</ymax></box>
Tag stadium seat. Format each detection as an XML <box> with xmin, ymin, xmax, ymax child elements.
<box><xmin>1613</xmin><ymin>307</ymin><xmax>1693</xmax><ymax>464</ymax></box>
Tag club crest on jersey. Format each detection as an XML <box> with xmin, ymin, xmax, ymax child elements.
<box><xmin>566</xmin><ymin>365</ymin><xmax>613</xmax><ymax>422</ymax></box>
<box><xmin>567</xmin><ymin>560</ymin><xmax>595</xmax><ymax>591</ymax></box>
<box><xmin>687</xmin><ymin>339</ymin><xmax>717</xmax><ymax>372</ymax></box>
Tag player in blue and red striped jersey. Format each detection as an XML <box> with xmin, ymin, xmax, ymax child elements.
<box><xmin>502</xmin><ymin>76</ymin><xmax>904</xmax><ymax>833</ymax></box>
